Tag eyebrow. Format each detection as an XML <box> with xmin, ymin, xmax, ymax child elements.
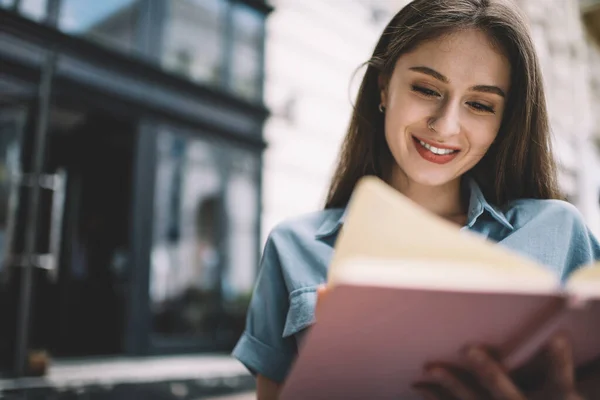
<box><xmin>408</xmin><ymin>66</ymin><xmax>506</xmax><ymax>98</ymax></box>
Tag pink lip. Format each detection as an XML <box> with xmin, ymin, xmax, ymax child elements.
<box><xmin>412</xmin><ymin>136</ymin><xmax>460</xmax><ymax>165</ymax></box>
<box><xmin>412</xmin><ymin>135</ymin><xmax>461</xmax><ymax>151</ymax></box>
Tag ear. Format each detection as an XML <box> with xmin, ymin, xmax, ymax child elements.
<box><xmin>378</xmin><ymin>74</ymin><xmax>388</xmax><ymax>107</ymax></box>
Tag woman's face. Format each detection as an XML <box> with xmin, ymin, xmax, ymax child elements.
<box><xmin>380</xmin><ymin>29</ymin><xmax>511</xmax><ymax>189</ymax></box>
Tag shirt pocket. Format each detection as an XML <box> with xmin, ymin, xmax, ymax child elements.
<box><xmin>282</xmin><ymin>286</ymin><xmax>318</xmax><ymax>338</ymax></box>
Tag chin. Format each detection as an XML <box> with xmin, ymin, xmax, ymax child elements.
<box><xmin>405</xmin><ymin>170</ymin><xmax>457</xmax><ymax>188</ymax></box>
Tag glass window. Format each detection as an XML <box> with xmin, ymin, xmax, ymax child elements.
<box><xmin>162</xmin><ymin>0</ymin><xmax>226</xmax><ymax>85</ymax></box>
<box><xmin>0</xmin><ymin>0</ymin><xmax>15</xmax><ymax>9</ymax></box>
<box><xmin>19</xmin><ymin>0</ymin><xmax>47</xmax><ymax>21</ymax></box>
<box><xmin>230</xmin><ymin>3</ymin><xmax>264</xmax><ymax>100</ymax></box>
<box><xmin>58</xmin><ymin>0</ymin><xmax>141</xmax><ymax>54</ymax></box>
<box><xmin>150</xmin><ymin>129</ymin><xmax>259</xmax><ymax>344</ymax></box>
<box><xmin>220</xmin><ymin>146</ymin><xmax>259</xmax><ymax>343</ymax></box>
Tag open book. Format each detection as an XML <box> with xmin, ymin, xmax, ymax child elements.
<box><xmin>280</xmin><ymin>176</ymin><xmax>600</xmax><ymax>400</ymax></box>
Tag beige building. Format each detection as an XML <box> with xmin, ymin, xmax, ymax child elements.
<box><xmin>520</xmin><ymin>0</ymin><xmax>600</xmax><ymax>235</ymax></box>
<box><xmin>262</xmin><ymin>0</ymin><xmax>600</xmax><ymax>240</ymax></box>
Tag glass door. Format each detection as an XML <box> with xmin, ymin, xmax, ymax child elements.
<box><xmin>0</xmin><ymin>106</ymin><xmax>26</xmax><ymax>278</ymax></box>
<box><xmin>0</xmin><ymin>105</ymin><xmax>28</xmax><ymax>375</ymax></box>
<box><xmin>43</xmin><ymin>109</ymin><xmax>135</xmax><ymax>359</ymax></box>
<box><xmin>0</xmin><ymin>100</ymin><xmax>137</xmax><ymax>377</ymax></box>
<box><xmin>0</xmin><ymin>90</ymin><xmax>67</xmax><ymax>377</ymax></box>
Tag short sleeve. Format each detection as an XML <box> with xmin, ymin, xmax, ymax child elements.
<box><xmin>232</xmin><ymin>233</ymin><xmax>295</xmax><ymax>383</ymax></box>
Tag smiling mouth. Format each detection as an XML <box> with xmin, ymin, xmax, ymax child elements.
<box><xmin>412</xmin><ymin>136</ymin><xmax>460</xmax><ymax>155</ymax></box>
<box><xmin>412</xmin><ymin>136</ymin><xmax>460</xmax><ymax>164</ymax></box>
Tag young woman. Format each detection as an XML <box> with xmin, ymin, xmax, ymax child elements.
<box><xmin>233</xmin><ymin>0</ymin><xmax>600</xmax><ymax>398</ymax></box>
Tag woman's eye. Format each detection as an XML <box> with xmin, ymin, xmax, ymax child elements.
<box><xmin>411</xmin><ymin>85</ymin><xmax>440</xmax><ymax>98</ymax></box>
<box><xmin>467</xmin><ymin>101</ymin><xmax>495</xmax><ymax>114</ymax></box>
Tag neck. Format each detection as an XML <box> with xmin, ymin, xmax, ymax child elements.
<box><xmin>388</xmin><ymin>170</ymin><xmax>466</xmax><ymax>224</ymax></box>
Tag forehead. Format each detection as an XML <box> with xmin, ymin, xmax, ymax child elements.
<box><xmin>394</xmin><ymin>29</ymin><xmax>511</xmax><ymax>91</ymax></box>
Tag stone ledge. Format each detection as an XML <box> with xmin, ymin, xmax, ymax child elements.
<box><xmin>0</xmin><ymin>355</ymin><xmax>255</xmax><ymax>400</ymax></box>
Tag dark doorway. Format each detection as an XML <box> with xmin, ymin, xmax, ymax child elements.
<box><xmin>30</xmin><ymin>109</ymin><xmax>135</xmax><ymax>358</ymax></box>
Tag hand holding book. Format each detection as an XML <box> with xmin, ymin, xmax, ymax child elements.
<box><xmin>316</xmin><ymin>284</ymin><xmax>594</xmax><ymax>400</ymax></box>
<box><xmin>415</xmin><ymin>336</ymin><xmax>583</xmax><ymax>400</ymax></box>
<box><xmin>315</xmin><ymin>284</ymin><xmax>585</xmax><ymax>400</ymax></box>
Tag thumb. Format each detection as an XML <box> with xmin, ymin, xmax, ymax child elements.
<box><xmin>315</xmin><ymin>284</ymin><xmax>329</xmax><ymax>319</ymax></box>
<box><xmin>545</xmin><ymin>335</ymin><xmax>580</xmax><ymax>397</ymax></box>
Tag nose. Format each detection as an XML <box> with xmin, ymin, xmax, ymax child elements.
<box><xmin>429</xmin><ymin>100</ymin><xmax>461</xmax><ymax>138</ymax></box>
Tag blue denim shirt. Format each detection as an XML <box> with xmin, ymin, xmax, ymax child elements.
<box><xmin>232</xmin><ymin>180</ymin><xmax>600</xmax><ymax>383</ymax></box>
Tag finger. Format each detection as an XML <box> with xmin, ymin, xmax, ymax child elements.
<box><xmin>316</xmin><ymin>284</ymin><xmax>327</xmax><ymax>299</ymax></box>
<box><xmin>316</xmin><ymin>285</ymin><xmax>328</xmax><ymax>305</ymax></box>
<box><xmin>426</xmin><ymin>367</ymin><xmax>481</xmax><ymax>400</ymax></box>
<box><xmin>545</xmin><ymin>334</ymin><xmax>576</xmax><ymax>393</ymax></box>
<box><xmin>464</xmin><ymin>346</ymin><xmax>526</xmax><ymax>400</ymax></box>
<box><xmin>315</xmin><ymin>284</ymin><xmax>328</xmax><ymax>318</ymax></box>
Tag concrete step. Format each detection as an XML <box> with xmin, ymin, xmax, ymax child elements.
<box><xmin>0</xmin><ymin>354</ymin><xmax>255</xmax><ymax>399</ymax></box>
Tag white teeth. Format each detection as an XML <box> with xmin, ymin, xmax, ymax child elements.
<box><xmin>419</xmin><ymin>140</ymin><xmax>456</xmax><ymax>155</ymax></box>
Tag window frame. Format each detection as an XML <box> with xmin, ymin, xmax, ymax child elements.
<box><xmin>160</xmin><ymin>0</ymin><xmax>268</xmax><ymax>102</ymax></box>
<box><xmin>157</xmin><ymin>0</ymin><xmax>270</xmax><ymax>103</ymax></box>
<box><xmin>6</xmin><ymin>0</ymin><xmax>270</xmax><ymax>104</ymax></box>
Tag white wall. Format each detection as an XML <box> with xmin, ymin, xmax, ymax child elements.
<box><xmin>262</xmin><ymin>1</ymin><xmax>407</xmax><ymax>243</ymax></box>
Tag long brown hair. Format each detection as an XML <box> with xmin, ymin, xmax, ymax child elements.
<box><xmin>325</xmin><ymin>0</ymin><xmax>560</xmax><ymax>209</ymax></box>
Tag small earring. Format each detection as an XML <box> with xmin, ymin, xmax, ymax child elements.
<box><xmin>378</xmin><ymin>104</ymin><xmax>385</xmax><ymax>113</ymax></box>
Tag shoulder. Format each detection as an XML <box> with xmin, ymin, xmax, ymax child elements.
<box><xmin>505</xmin><ymin>198</ymin><xmax>586</xmax><ymax>228</ymax></box>
<box><xmin>262</xmin><ymin>208</ymin><xmax>343</xmax><ymax>289</ymax></box>
<box><xmin>503</xmin><ymin>199</ymin><xmax>600</xmax><ymax>277</ymax></box>
<box><xmin>267</xmin><ymin>208</ymin><xmax>344</xmax><ymax>249</ymax></box>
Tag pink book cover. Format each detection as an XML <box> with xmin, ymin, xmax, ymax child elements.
<box><xmin>280</xmin><ymin>284</ymin><xmax>600</xmax><ymax>400</ymax></box>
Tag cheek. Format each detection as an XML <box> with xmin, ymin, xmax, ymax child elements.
<box><xmin>385</xmin><ymin>97</ymin><xmax>429</xmax><ymax>138</ymax></box>
<box><xmin>467</xmin><ymin>127</ymin><xmax>499</xmax><ymax>157</ymax></box>
<box><xmin>468</xmin><ymin>114</ymin><xmax>502</xmax><ymax>146</ymax></box>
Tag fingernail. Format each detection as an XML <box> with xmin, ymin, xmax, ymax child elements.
<box><xmin>427</xmin><ymin>367</ymin><xmax>445</xmax><ymax>379</ymax></box>
<box><xmin>423</xmin><ymin>363</ymin><xmax>442</xmax><ymax>375</ymax></box>
<box><xmin>467</xmin><ymin>346</ymin><xmax>486</xmax><ymax>362</ymax></box>
<box><xmin>551</xmin><ymin>334</ymin><xmax>568</xmax><ymax>349</ymax></box>
<box><xmin>423</xmin><ymin>362</ymin><xmax>438</xmax><ymax>371</ymax></box>
<box><xmin>460</xmin><ymin>343</ymin><xmax>474</xmax><ymax>356</ymax></box>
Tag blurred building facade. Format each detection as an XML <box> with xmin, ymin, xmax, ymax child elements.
<box><xmin>0</xmin><ymin>0</ymin><xmax>270</xmax><ymax>380</ymax></box>
<box><xmin>262</xmin><ymin>0</ymin><xmax>600</xmax><ymax>240</ymax></box>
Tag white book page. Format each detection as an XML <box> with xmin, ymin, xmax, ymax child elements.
<box><xmin>336</xmin><ymin>259</ymin><xmax>560</xmax><ymax>295</ymax></box>
<box><xmin>329</xmin><ymin>177</ymin><xmax>555</xmax><ymax>286</ymax></box>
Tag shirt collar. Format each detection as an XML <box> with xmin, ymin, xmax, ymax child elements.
<box><xmin>315</xmin><ymin>208</ymin><xmax>346</xmax><ymax>239</ymax></box>
<box><xmin>315</xmin><ymin>178</ymin><xmax>514</xmax><ymax>239</ymax></box>
<box><xmin>465</xmin><ymin>178</ymin><xmax>514</xmax><ymax>231</ymax></box>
